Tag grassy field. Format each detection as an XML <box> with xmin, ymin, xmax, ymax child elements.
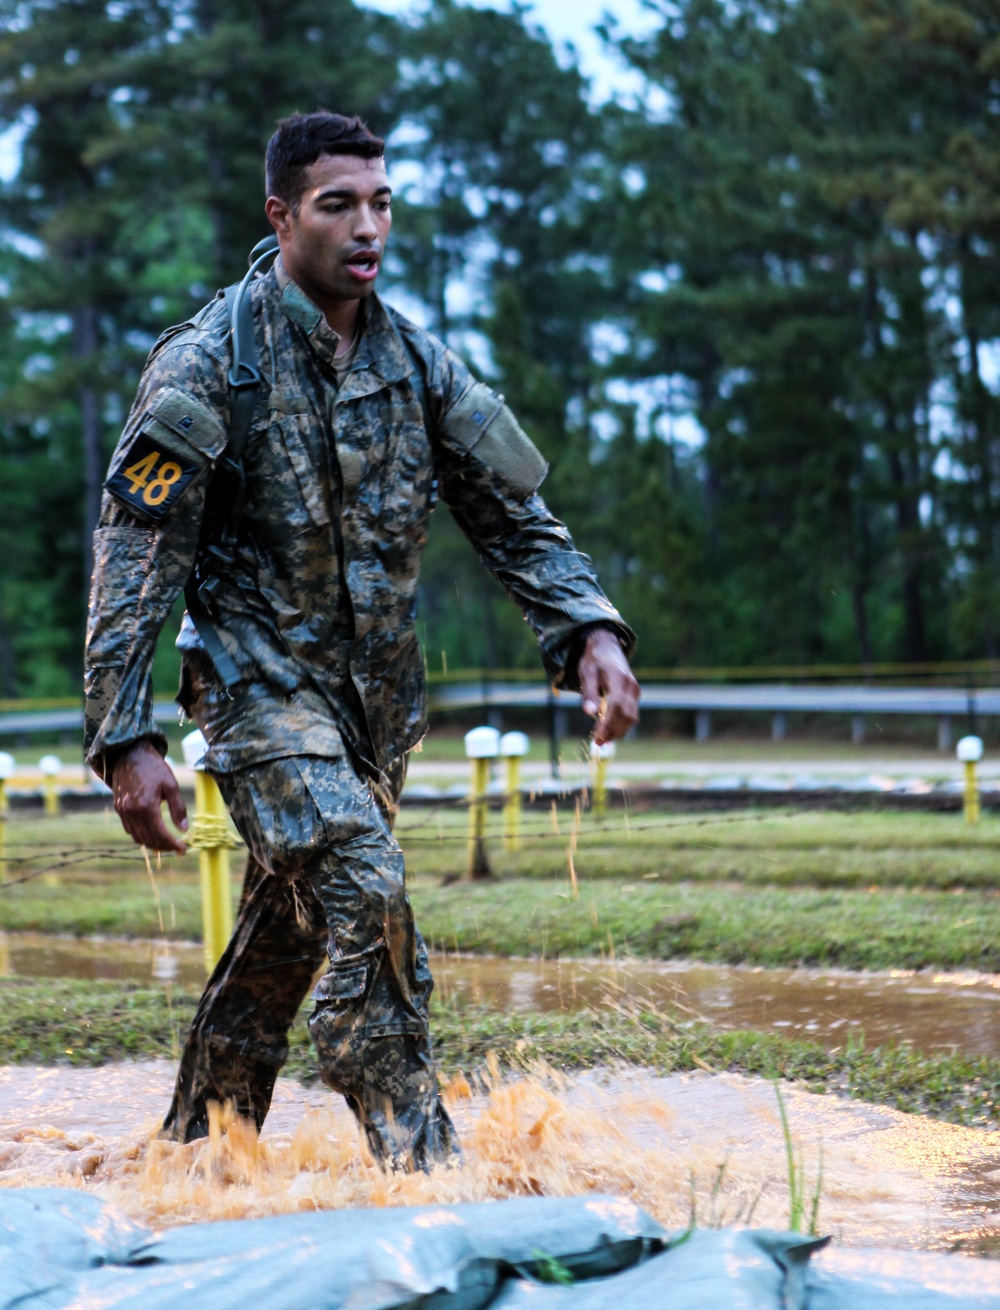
<box><xmin>5</xmin><ymin>803</ymin><xmax>1000</xmax><ymax>1121</ymax></box>
<box><xmin>3</xmin><ymin>808</ymin><xmax>1000</xmax><ymax>970</ymax></box>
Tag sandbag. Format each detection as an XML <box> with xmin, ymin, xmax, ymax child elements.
<box><xmin>0</xmin><ymin>1189</ymin><xmax>663</xmax><ymax>1310</ymax></box>
<box><xmin>807</xmin><ymin>1246</ymin><xmax>1000</xmax><ymax>1309</ymax></box>
<box><xmin>492</xmin><ymin>1228</ymin><xmax>828</xmax><ymax>1310</ymax></box>
<box><xmin>3</xmin><ymin>1187</ymin><xmax>999</xmax><ymax>1309</ymax></box>
<box><xmin>0</xmin><ymin>1188</ymin><xmax>154</xmax><ymax>1307</ymax></box>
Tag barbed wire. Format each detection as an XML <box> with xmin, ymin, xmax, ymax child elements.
<box><xmin>1</xmin><ymin>798</ymin><xmax>988</xmax><ymax>891</ymax></box>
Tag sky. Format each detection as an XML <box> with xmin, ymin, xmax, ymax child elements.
<box><xmin>358</xmin><ymin>0</ymin><xmax>661</xmax><ymax>103</ymax></box>
<box><xmin>0</xmin><ymin>0</ymin><xmax>689</xmax><ymax>438</ymax></box>
<box><xmin>0</xmin><ymin>0</ymin><xmax>659</xmax><ymax>182</ymax></box>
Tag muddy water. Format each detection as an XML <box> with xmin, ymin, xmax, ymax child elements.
<box><xmin>0</xmin><ymin>931</ymin><xmax>208</xmax><ymax>987</ymax></box>
<box><xmin>0</xmin><ymin>1060</ymin><xmax>998</xmax><ymax>1256</ymax></box>
<box><xmin>8</xmin><ymin>930</ymin><xmax>1000</xmax><ymax>1058</ymax></box>
<box><xmin>5</xmin><ymin>935</ymin><xmax>1000</xmax><ymax>1264</ymax></box>
<box><xmin>434</xmin><ymin>955</ymin><xmax>1000</xmax><ymax>1057</ymax></box>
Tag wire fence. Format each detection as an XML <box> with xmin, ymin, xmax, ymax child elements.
<box><xmin>0</xmin><ymin>799</ymin><xmax>835</xmax><ymax>890</ymax></box>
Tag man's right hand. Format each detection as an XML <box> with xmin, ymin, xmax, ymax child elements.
<box><xmin>110</xmin><ymin>740</ymin><xmax>189</xmax><ymax>854</ymax></box>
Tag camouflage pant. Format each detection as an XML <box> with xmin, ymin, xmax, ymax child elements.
<box><xmin>161</xmin><ymin>752</ymin><xmax>457</xmax><ymax>1172</ymax></box>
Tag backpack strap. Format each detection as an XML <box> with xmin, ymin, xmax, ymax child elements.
<box><xmin>184</xmin><ymin>236</ymin><xmax>279</xmax><ymax>689</ymax></box>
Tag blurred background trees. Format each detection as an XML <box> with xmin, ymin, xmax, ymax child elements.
<box><xmin>1</xmin><ymin>0</ymin><xmax>999</xmax><ymax>695</ymax></box>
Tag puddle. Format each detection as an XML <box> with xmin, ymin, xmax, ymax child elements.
<box><xmin>0</xmin><ymin>1060</ymin><xmax>996</xmax><ymax>1255</ymax></box>
<box><xmin>6</xmin><ymin>932</ymin><xmax>1000</xmax><ymax>1058</ymax></box>
<box><xmin>0</xmin><ymin>932</ymin><xmax>209</xmax><ymax>988</ymax></box>
<box><xmin>433</xmin><ymin>955</ymin><xmax>1000</xmax><ymax>1057</ymax></box>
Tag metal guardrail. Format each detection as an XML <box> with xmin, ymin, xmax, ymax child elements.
<box><xmin>0</xmin><ymin>683</ymin><xmax>993</xmax><ymax>746</ymax></box>
<box><xmin>432</xmin><ymin>682</ymin><xmax>1000</xmax><ymax>714</ymax></box>
<box><xmin>432</xmin><ymin>683</ymin><xmax>994</xmax><ymax>748</ymax></box>
<box><xmin>0</xmin><ymin>703</ymin><xmax>180</xmax><ymax>737</ymax></box>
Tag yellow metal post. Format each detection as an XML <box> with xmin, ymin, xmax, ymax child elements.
<box><xmin>468</xmin><ymin>757</ymin><xmax>491</xmax><ymax>879</ymax></box>
<box><xmin>500</xmin><ymin>731</ymin><xmax>529</xmax><ymax>853</ymax></box>
<box><xmin>465</xmin><ymin>726</ymin><xmax>499</xmax><ymax>880</ymax></box>
<box><xmin>595</xmin><ymin>755</ymin><xmax>607</xmax><ymax>819</ymax></box>
<box><xmin>964</xmin><ymin>760</ymin><xmax>980</xmax><ymax>825</ymax></box>
<box><xmin>0</xmin><ymin>778</ymin><xmax>7</xmax><ymax>884</ymax></box>
<box><xmin>192</xmin><ymin>769</ymin><xmax>234</xmax><ymax>973</ymax></box>
<box><xmin>503</xmin><ymin>755</ymin><xmax>520</xmax><ymax>851</ymax></box>
<box><xmin>183</xmin><ymin>728</ymin><xmax>235</xmax><ymax>974</ymax></box>
<box><xmin>39</xmin><ymin>754</ymin><xmax>61</xmax><ymax>818</ymax></box>
<box><xmin>590</xmin><ymin>740</ymin><xmax>616</xmax><ymax>820</ymax></box>
<box><xmin>957</xmin><ymin>736</ymin><xmax>984</xmax><ymax>826</ymax></box>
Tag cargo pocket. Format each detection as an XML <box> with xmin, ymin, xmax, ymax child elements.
<box><xmin>309</xmin><ymin>962</ymin><xmax>371</xmax><ymax>1095</ymax></box>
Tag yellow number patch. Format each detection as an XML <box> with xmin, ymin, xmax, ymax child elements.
<box><xmin>106</xmin><ymin>433</ymin><xmax>198</xmax><ymax>522</ymax></box>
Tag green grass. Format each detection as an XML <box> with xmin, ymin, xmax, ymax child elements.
<box><xmin>21</xmin><ymin>804</ymin><xmax>999</xmax><ymax>892</ymax></box>
<box><xmin>3</xmin><ymin>976</ymin><xmax>1000</xmax><ymax>1129</ymax></box>
<box><xmin>5</xmin><ymin>801</ymin><xmax>1000</xmax><ymax>1145</ymax></box>
<box><xmin>6</xmin><ymin>810</ymin><xmax>1000</xmax><ymax>969</ymax></box>
<box><xmin>413</xmin><ymin>879</ymin><xmax>1000</xmax><ymax>971</ymax></box>
<box><xmin>5</xmin><ymin>867</ymin><xmax>1000</xmax><ymax>971</ymax></box>
<box><xmin>398</xmin><ymin>806</ymin><xmax>1000</xmax><ymax>889</ymax></box>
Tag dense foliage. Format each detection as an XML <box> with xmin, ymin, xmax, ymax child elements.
<box><xmin>1</xmin><ymin>0</ymin><xmax>999</xmax><ymax>695</ymax></box>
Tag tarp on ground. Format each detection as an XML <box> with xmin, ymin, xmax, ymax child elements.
<box><xmin>1</xmin><ymin>1187</ymin><xmax>999</xmax><ymax>1308</ymax></box>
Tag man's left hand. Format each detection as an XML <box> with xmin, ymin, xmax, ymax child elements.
<box><xmin>577</xmin><ymin>628</ymin><xmax>640</xmax><ymax>746</ymax></box>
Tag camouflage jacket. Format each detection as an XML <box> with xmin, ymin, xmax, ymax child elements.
<box><xmin>84</xmin><ymin>259</ymin><xmax>635</xmax><ymax>779</ymax></box>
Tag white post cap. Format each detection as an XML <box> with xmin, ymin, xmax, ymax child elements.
<box><xmin>38</xmin><ymin>754</ymin><xmax>61</xmax><ymax>776</ymax></box>
<box><xmin>591</xmin><ymin>739</ymin><xmax>617</xmax><ymax>760</ymax></box>
<box><xmin>499</xmin><ymin>731</ymin><xmax>530</xmax><ymax>758</ymax></box>
<box><xmin>181</xmin><ymin>729</ymin><xmax>209</xmax><ymax>770</ymax></box>
<box><xmin>957</xmin><ymin>735</ymin><xmax>984</xmax><ymax>762</ymax></box>
<box><xmin>0</xmin><ymin>752</ymin><xmax>14</xmax><ymax>780</ymax></box>
<box><xmin>464</xmin><ymin>726</ymin><xmax>500</xmax><ymax>759</ymax></box>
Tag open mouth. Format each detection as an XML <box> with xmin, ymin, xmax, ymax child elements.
<box><xmin>345</xmin><ymin>250</ymin><xmax>379</xmax><ymax>281</ymax></box>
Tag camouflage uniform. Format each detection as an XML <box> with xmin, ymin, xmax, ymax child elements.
<box><xmin>84</xmin><ymin>258</ymin><xmax>634</xmax><ymax>1169</ymax></box>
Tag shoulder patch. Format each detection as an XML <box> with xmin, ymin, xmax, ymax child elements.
<box><xmin>106</xmin><ymin>431</ymin><xmax>200</xmax><ymax>523</ymax></box>
<box><xmin>442</xmin><ymin>381</ymin><xmax>548</xmax><ymax>498</ymax></box>
<box><xmin>143</xmin><ymin>387</ymin><xmax>228</xmax><ymax>461</ymax></box>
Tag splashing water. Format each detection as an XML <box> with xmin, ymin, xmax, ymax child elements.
<box><xmin>1</xmin><ymin>1059</ymin><xmax>998</xmax><ymax>1251</ymax></box>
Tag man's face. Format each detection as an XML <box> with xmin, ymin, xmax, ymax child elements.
<box><xmin>266</xmin><ymin>153</ymin><xmax>392</xmax><ymax>306</ymax></box>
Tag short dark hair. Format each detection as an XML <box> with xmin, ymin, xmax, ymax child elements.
<box><xmin>266</xmin><ymin>111</ymin><xmax>385</xmax><ymax>210</ymax></box>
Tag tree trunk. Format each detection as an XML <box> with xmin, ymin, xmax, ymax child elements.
<box><xmin>886</xmin><ymin>442</ymin><xmax>928</xmax><ymax>663</ymax></box>
<box><xmin>959</xmin><ymin>242</ymin><xmax>1000</xmax><ymax>656</ymax></box>
<box><xmin>863</xmin><ymin>269</ymin><xmax>929</xmax><ymax>663</ymax></box>
<box><xmin>0</xmin><ymin>618</ymin><xmax>14</xmax><ymax>698</ymax></box>
<box><xmin>74</xmin><ymin>302</ymin><xmax>102</xmax><ymax>597</ymax></box>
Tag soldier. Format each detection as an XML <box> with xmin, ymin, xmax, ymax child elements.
<box><xmin>85</xmin><ymin>111</ymin><xmax>640</xmax><ymax>1171</ymax></box>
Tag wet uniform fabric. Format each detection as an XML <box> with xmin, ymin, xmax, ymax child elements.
<box><xmin>163</xmin><ymin>718</ymin><xmax>453</xmax><ymax>1166</ymax></box>
<box><xmin>84</xmin><ymin>257</ymin><xmax>634</xmax><ymax>1169</ymax></box>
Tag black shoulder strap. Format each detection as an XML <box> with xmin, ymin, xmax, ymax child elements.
<box><xmin>223</xmin><ymin>273</ymin><xmax>265</xmax><ymax>457</ymax></box>
<box><xmin>225</xmin><ymin>233</ymin><xmax>278</xmax><ymax>454</ymax></box>
<box><xmin>184</xmin><ymin>236</ymin><xmax>279</xmax><ymax>690</ymax></box>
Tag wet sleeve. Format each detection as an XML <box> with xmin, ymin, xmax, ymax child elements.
<box><xmin>428</xmin><ymin>347</ymin><xmax>636</xmax><ymax>690</ymax></box>
<box><xmin>84</xmin><ymin>340</ymin><xmax>229</xmax><ymax>778</ymax></box>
